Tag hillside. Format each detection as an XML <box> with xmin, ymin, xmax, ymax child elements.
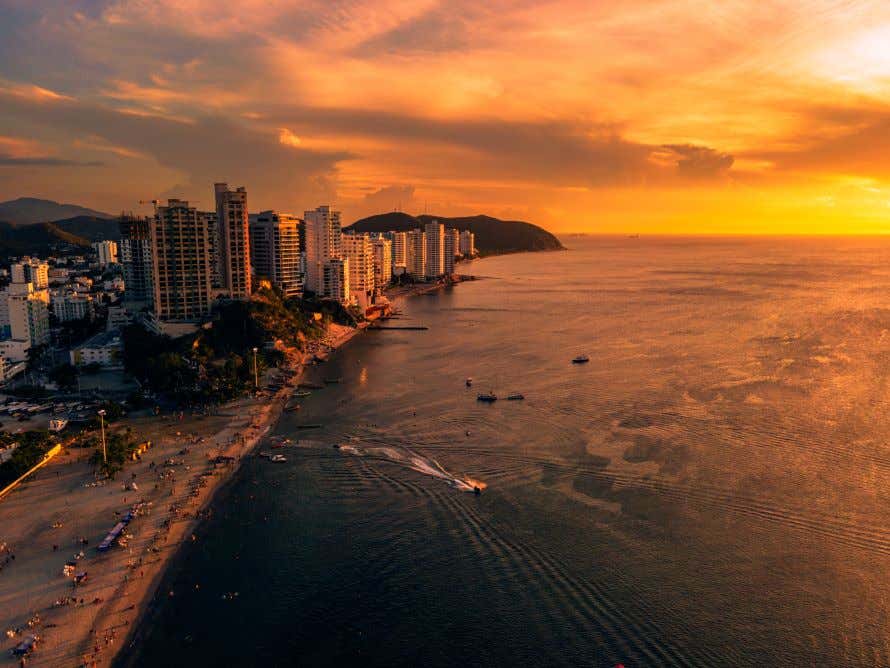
<box><xmin>0</xmin><ymin>221</ymin><xmax>92</xmax><ymax>259</ymax></box>
<box><xmin>53</xmin><ymin>215</ymin><xmax>122</xmax><ymax>241</ymax></box>
<box><xmin>0</xmin><ymin>198</ymin><xmax>112</xmax><ymax>225</ymax></box>
<box><xmin>345</xmin><ymin>212</ymin><xmax>564</xmax><ymax>257</ymax></box>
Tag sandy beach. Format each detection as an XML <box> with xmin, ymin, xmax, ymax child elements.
<box><xmin>0</xmin><ymin>323</ymin><xmax>364</xmax><ymax>667</ymax></box>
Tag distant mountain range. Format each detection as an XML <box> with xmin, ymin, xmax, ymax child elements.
<box><xmin>346</xmin><ymin>212</ymin><xmax>564</xmax><ymax>257</ymax></box>
<box><xmin>0</xmin><ymin>197</ymin><xmax>113</xmax><ymax>225</ymax></box>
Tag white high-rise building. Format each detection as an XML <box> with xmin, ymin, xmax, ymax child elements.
<box><xmin>8</xmin><ymin>283</ymin><xmax>50</xmax><ymax>348</ymax></box>
<box><xmin>214</xmin><ymin>183</ymin><xmax>251</xmax><ymax>298</ymax></box>
<box><xmin>406</xmin><ymin>229</ymin><xmax>426</xmax><ymax>279</ymax></box>
<box><xmin>387</xmin><ymin>231</ymin><xmax>407</xmax><ymax>267</ymax></box>
<box><xmin>11</xmin><ymin>257</ymin><xmax>48</xmax><ymax>289</ymax></box>
<box><xmin>425</xmin><ymin>220</ymin><xmax>445</xmax><ymax>279</ymax></box>
<box><xmin>250</xmin><ymin>211</ymin><xmax>303</xmax><ymax>298</ymax></box>
<box><xmin>304</xmin><ymin>206</ymin><xmax>342</xmax><ymax>295</ymax></box>
<box><xmin>92</xmin><ymin>240</ymin><xmax>119</xmax><ymax>267</ymax></box>
<box><xmin>343</xmin><ymin>234</ymin><xmax>375</xmax><ymax>309</ymax></box>
<box><xmin>444</xmin><ymin>229</ymin><xmax>457</xmax><ymax>275</ymax></box>
<box><xmin>459</xmin><ymin>230</ymin><xmax>475</xmax><ymax>257</ymax></box>
<box><xmin>322</xmin><ymin>258</ymin><xmax>349</xmax><ymax>303</ymax></box>
<box><xmin>372</xmin><ymin>236</ymin><xmax>393</xmax><ymax>288</ymax></box>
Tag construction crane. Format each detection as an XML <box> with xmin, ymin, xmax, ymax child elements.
<box><xmin>138</xmin><ymin>199</ymin><xmax>160</xmax><ymax>214</ymax></box>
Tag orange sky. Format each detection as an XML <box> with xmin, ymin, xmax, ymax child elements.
<box><xmin>0</xmin><ymin>0</ymin><xmax>889</xmax><ymax>233</ymax></box>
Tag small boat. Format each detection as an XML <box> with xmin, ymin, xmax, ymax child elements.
<box><xmin>285</xmin><ymin>404</ymin><xmax>301</xmax><ymax>412</ymax></box>
<box><xmin>507</xmin><ymin>393</ymin><xmax>525</xmax><ymax>401</ymax></box>
<box><xmin>271</xmin><ymin>454</ymin><xmax>287</xmax><ymax>463</ymax></box>
<box><xmin>571</xmin><ymin>355</ymin><xmax>590</xmax><ymax>364</ymax></box>
<box><xmin>293</xmin><ymin>391</ymin><xmax>312</xmax><ymax>398</ymax></box>
<box><xmin>477</xmin><ymin>393</ymin><xmax>497</xmax><ymax>403</ymax></box>
<box><xmin>258</xmin><ymin>451</ymin><xmax>272</xmax><ymax>459</ymax></box>
<box><xmin>298</xmin><ymin>382</ymin><xmax>324</xmax><ymax>390</ymax></box>
<box><xmin>296</xmin><ymin>424</ymin><xmax>323</xmax><ymax>430</ymax></box>
<box><xmin>324</xmin><ymin>378</ymin><xmax>342</xmax><ymax>384</ymax></box>
<box><xmin>466</xmin><ymin>377</ymin><xmax>473</xmax><ymax>387</ymax></box>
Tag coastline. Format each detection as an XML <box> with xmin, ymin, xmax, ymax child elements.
<box><xmin>0</xmin><ymin>278</ymin><xmax>463</xmax><ymax>667</ymax></box>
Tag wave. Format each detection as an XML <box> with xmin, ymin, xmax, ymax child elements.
<box><xmin>337</xmin><ymin>442</ymin><xmax>486</xmax><ymax>492</ymax></box>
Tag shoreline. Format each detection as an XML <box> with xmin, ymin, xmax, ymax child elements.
<box><xmin>0</xmin><ymin>278</ymin><xmax>464</xmax><ymax>667</ymax></box>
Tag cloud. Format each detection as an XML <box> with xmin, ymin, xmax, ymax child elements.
<box><xmin>659</xmin><ymin>144</ymin><xmax>735</xmax><ymax>179</ymax></box>
<box><xmin>0</xmin><ymin>156</ymin><xmax>103</xmax><ymax>167</ymax></box>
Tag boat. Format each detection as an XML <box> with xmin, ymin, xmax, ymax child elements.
<box><xmin>293</xmin><ymin>391</ymin><xmax>312</xmax><ymax>398</ymax></box>
<box><xmin>258</xmin><ymin>451</ymin><xmax>272</xmax><ymax>459</ymax></box>
<box><xmin>477</xmin><ymin>393</ymin><xmax>498</xmax><ymax>403</ymax></box>
<box><xmin>285</xmin><ymin>404</ymin><xmax>300</xmax><ymax>412</ymax></box>
<box><xmin>507</xmin><ymin>393</ymin><xmax>525</xmax><ymax>400</ymax></box>
<box><xmin>296</xmin><ymin>424</ymin><xmax>323</xmax><ymax>430</ymax></box>
<box><xmin>271</xmin><ymin>454</ymin><xmax>287</xmax><ymax>463</ymax></box>
<box><xmin>324</xmin><ymin>378</ymin><xmax>342</xmax><ymax>384</ymax></box>
<box><xmin>466</xmin><ymin>377</ymin><xmax>473</xmax><ymax>387</ymax></box>
<box><xmin>298</xmin><ymin>382</ymin><xmax>324</xmax><ymax>390</ymax></box>
<box><xmin>571</xmin><ymin>355</ymin><xmax>590</xmax><ymax>364</ymax></box>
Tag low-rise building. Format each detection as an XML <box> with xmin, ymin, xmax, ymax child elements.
<box><xmin>70</xmin><ymin>330</ymin><xmax>124</xmax><ymax>369</ymax></box>
<box><xmin>51</xmin><ymin>292</ymin><xmax>95</xmax><ymax>322</ymax></box>
<box><xmin>322</xmin><ymin>258</ymin><xmax>350</xmax><ymax>303</ymax></box>
<box><xmin>92</xmin><ymin>240</ymin><xmax>119</xmax><ymax>267</ymax></box>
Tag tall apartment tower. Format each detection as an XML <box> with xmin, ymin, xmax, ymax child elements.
<box><xmin>250</xmin><ymin>211</ymin><xmax>303</xmax><ymax>298</ymax></box>
<box><xmin>200</xmin><ymin>210</ymin><xmax>222</xmax><ymax>289</ymax></box>
<box><xmin>343</xmin><ymin>233</ymin><xmax>375</xmax><ymax>309</ymax></box>
<box><xmin>119</xmin><ymin>214</ymin><xmax>154</xmax><ymax>309</ymax></box>
<box><xmin>406</xmin><ymin>229</ymin><xmax>426</xmax><ymax>279</ymax></box>
<box><xmin>303</xmin><ymin>205</ymin><xmax>342</xmax><ymax>295</ymax></box>
<box><xmin>425</xmin><ymin>220</ymin><xmax>445</xmax><ymax>279</ymax></box>
<box><xmin>387</xmin><ymin>231</ymin><xmax>407</xmax><ymax>269</ymax></box>
<box><xmin>459</xmin><ymin>229</ymin><xmax>475</xmax><ymax>257</ymax></box>
<box><xmin>372</xmin><ymin>236</ymin><xmax>393</xmax><ymax>288</ymax></box>
<box><xmin>444</xmin><ymin>229</ymin><xmax>457</xmax><ymax>275</ymax></box>
<box><xmin>214</xmin><ymin>183</ymin><xmax>251</xmax><ymax>298</ymax></box>
<box><xmin>151</xmin><ymin>199</ymin><xmax>214</xmax><ymax>321</ymax></box>
<box><xmin>322</xmin><ymin>258</ymin><xmax>349</xmax><ymax>303</ymax></box>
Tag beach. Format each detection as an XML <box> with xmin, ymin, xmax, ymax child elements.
<box><xmin>0</xmin><ymin>324</ymin><xmax>365</xmax><ymax>667</ymax></box>
<box><xmin>0</xmin><ymin>278</ymin><xmax>457</xmax><ymax>667</ymax></box>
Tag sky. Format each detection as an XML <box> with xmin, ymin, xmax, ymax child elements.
<box><xmin>0</xmin><ymin>0</ymin><xmax>889</xmax><ymax>234</ymax></box>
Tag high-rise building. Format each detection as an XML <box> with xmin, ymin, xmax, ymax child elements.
<box><xmin>459</xmin><ymin>229</ymin><xmax>475</xmax><ymax>257</ymax></box>
<box><xmin>8</xmin><ymin>283</ymin><xmax>49</xmax><ymax>348</ymax></box>
<box><xmin>322</xmin><ymin>258</ymin><xmax>349</xmax><ymax>303</ymax></box>
<box><xmin>250</xmin><ymin>211</ymin><xmax>303</xmax><ymax>298</ymax></box>
<box><xmin>343</xmin><ymin>233</ymin><xmax>375</xmax><ymax>309</ymax></box>
<box><xmin>387</xmin><ymin>231</ymin><xmax>407</xmax><ymax>270</ymax></box>
<box><xmin>151</xmin><ymin>199</ymin><xmax>214</xmax><ymax>321</ymax></box>
<box><xmin>92</xmin><ymin>240</ymin><xmax>119</xmax><ymax>267</ymax></box>
<box><xmin>11</xmin><ymin>257</ymin><xmax>48</xmax><ymax>289</ymax></box>
<box><xmin>304</xmin><ymin>205</ymin><xmax>342</xmax><ymax>295</ymax></box>
<box><xmin>200</xmin><ymin>211</ymin><xmax>222</xmax><ymax>289</ymax></box>
<box><xmin>214</xmin><ymin>183</ymin><xmax>251</xmax><ymax>298</ymax></box>
<box><xmin>406</xmin><ymin>229</ymin><xmax>426</xmax><ymax>279</ymax></box>
<box><xmin>372</xmin><ymin>236</ymin><xmax>393</xmax><ymax>288</ymax></box>
<box><xmin>444</xmin><ymin>229</ymin><xmax>457</xmax><ymax>275</ymax></box>
<box><xmin>119</xmin><ymin>214</ymin><xmax>154</xmax><ymax>310</ymax></box>
<box><xmin>425</xmin><ymin>220</ymin><xmax>445</xmax><ymax>279</ymax></box>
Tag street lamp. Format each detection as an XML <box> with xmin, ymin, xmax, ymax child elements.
<box><xmin>252</xmin><ymin>347</ymin><xmax>259</xmax><ymax>391</ymax></box>
<box><xmin>98</xmin><ymin>409</ymin><xmax>107</xmax><ymax>465</ymax></box>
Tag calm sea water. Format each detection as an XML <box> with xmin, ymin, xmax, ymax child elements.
<box><xmin>129</xmin><ymin>236</ymin><xmax>890</xmax><ymax>667</ymax></box>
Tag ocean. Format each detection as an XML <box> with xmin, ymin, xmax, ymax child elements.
<box><xmin>127</xmin><ymin>236</ymin><xmax>890</xmax><ymax>667</ymax></box>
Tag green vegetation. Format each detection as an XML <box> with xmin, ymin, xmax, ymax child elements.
<box><xmin>0</xmin><ymin>431</ymin><xmax>57</xmax><ymax>487</ymax></box>
<box><xmin>85</xmin><ymin>430</ymin><xmax>137</xmax><ymax>477</ymax></box>
<box><xmin>122</xmin><ymin>287</ymin><xmax>337</xmax><ymax>405</ymax></box>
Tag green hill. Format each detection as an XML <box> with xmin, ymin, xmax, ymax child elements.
<box><xmin>0</xmin><ymin>220</ymin><xmax>92</xmax><ymax>259</ymax></box>
<box><xmin>345</xmin><ymin>212</ymin><xmax>563</xmax><ymax>257</ymax></box>
<box><xmin>0</xmin><ymin>197</ymin><xmax>112</xmax><ymax>225</ymax></box>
